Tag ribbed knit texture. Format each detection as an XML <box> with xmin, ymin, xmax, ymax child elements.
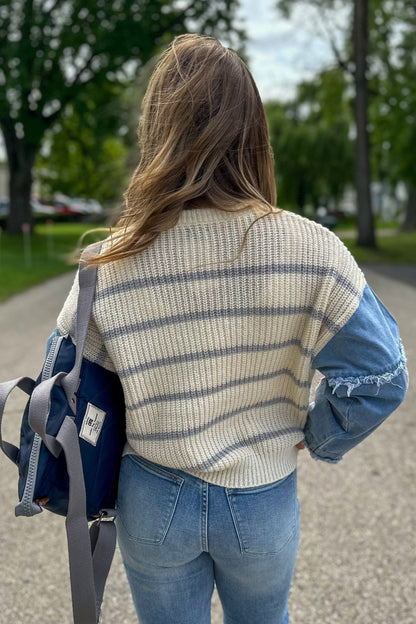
<box><xmin>57</xmin><ymin>207</ymin><xmax>366</xmax><ymax>487</ymax></box>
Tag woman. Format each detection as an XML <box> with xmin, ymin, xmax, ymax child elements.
<box><xmin>57</xmin><ymin>34</ymin><xmax>408</xmax><ymax>624</ymax></box>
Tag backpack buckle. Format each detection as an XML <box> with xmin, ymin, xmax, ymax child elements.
<box><xmin>97</xmin><ymin>508</ymin><xmax>117</xmax><ymax>525</ymax></box>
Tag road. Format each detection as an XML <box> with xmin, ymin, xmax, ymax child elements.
<box><xmin>0</xmin><ymin>266</ymin><xmax>414</xmax><ymax>624</ymax></box>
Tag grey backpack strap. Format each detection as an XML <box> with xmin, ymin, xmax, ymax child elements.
<box><xmin>62</xmin><ymin>241</ymin><xmax>102</xmax><ymax>408</ymax></box>
<box><xmin>56</xmin><ymin>416</ymin><xmax>98</xmax><ymax>624</ymax></box>
<box><xmin>90</xmin><ymin>513</ymin><xmax>118</xmax><ymax>618</ymax></box>
<box><xmin>0</xmin><ymin>377</ymin><xmax>36</xmax><ymax>463</ymax></box>
<box><xmin>55</xmin><ymin>416</ymin><xmax>118</xmax><ymax>624</ymax></box>
<box><xmin>28</xmin><ymin>371</ymin><xmax>66</xmax><ymax>457</ymax></box>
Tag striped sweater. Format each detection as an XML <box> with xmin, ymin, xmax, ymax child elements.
<box><xmin>57</xmin><ymin>207</ymin><xmax>366</xmax><ymax>488</ymax></box>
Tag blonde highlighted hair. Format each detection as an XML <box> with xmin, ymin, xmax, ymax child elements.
<box><xmin>84</xmin><ymin>33</ymin><xmax>280</xmax><ymax>266</ymax></box>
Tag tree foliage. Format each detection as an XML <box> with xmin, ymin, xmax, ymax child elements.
<box><xmin>35</xmin><ymin>113</ymin><xmax>129</xmax><ymax>205</ymax></box>
<box><xmin>35</xmin><ymin>78</ymin><xmax>133</xmax><ymax>203</ymax></box>
<box><xmin>0</xmin><ymin>0</ymin><xmax>244</xmax><ymax>136</ymax></box>
<box><xmin>0</xmin><ymin>0</ymin><xmax>245</xmax><ymax>231</ymax></box>
<box><xmin>276</xmin><ymin>0</ymin><xmax>376</xmax><ymax>246</ymax></box>
<box><xmin>266</xmin><ymin>68</ymin><xmax>353</xmax><ymax>213</ymax></box>
<box><xmin>369</xmin><ymin>0</ymin><xmax>416</xmax><ymax>229</ymax></box>
<box><xmin>276</xmin><ymin>0</ymin><xmax>416</xmax><ymax>232</ymax></box>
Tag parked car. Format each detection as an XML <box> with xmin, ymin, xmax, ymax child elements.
<box><xmin>82</xmin><ymin>198</ymin><xmax>103</xmax><ymax>215</ymax></box>
<box><xmin>0</xmin><ymin>198</ymin><xmax>60</xmax><ymax>217</ymax></box>
<box><xmin>0</xmin><ymin>195</ymin><xmax>102</xmax><ymax>219</ymax></box>
<box><xmin>31</xmin><ymin>198</ymin><xmax>56</xmax><ymax>215</ymax></box>
<box><xmin>52</xmin><ymin>193</ymin><xmax>80</xmax><ymax>216</ymax></box>
<box><xmin>53</xmin><ymin>192</ymin><xmax>103</xmax><ymax>216</ymax></box>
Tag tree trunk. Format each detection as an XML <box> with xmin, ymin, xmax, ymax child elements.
<box><xmin>401</xmin><ymin>187</ymin><xmax>416</xmax><ymax>231</ymax></box>
<box><xmin>1</xmin><ymin>120</ymin><xmax>38</xmax><ymax>233</ymax></box>
<box><xmin>353</xmin><ymin>0</ymin><xmax>376</xmax><ymax>248</ymax></box>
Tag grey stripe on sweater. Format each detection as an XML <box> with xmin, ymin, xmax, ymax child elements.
<box><xmin>128</xmin><ymin>397</ymin><xmax>309</xmax><ymax>442</ymax></box>
<box><xmin>102</xmin><ymin>305</ymin><xmax>342</xmax><ymax>341</ymax></box>
<box><xmin>96</xmin><ymin>263</ymin><xmax>362</xmax><ymax>301</ymax></box>
<box><xmin>118</xmin><ymin>339</ymin><xmax>314</xmax><ymax>378</ymax></box>
<box><xmin>184</xmin><ymin>427</ymin><xmax>302</xmax><ymax>472</ymax></box>
<box><xmin>126</xmin><ymin>374</ymin><xmax>309</xmax><ymax>410</ymax></box>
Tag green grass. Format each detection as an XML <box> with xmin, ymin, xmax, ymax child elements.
<box><xmin>0</xmin><ymin>222</ymin><xmax>109</xmax><ymax>302</ymax></box>
<box><xmin>333</xmin><ymin>215</ymin><xmax>401</xmax><ymax>231</ymax></box>
<box><xmin>341</xmin><ymin>230</ymin><xmax>416</xmax><ymax>264</ymax></box>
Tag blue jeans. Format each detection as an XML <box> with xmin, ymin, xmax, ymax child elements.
<box><xmin>115</xmin><ymin>454</ymin><xmax>300</xmax><ymax>624</ymax></box>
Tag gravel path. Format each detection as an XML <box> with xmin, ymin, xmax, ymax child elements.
<box><xmin>0</xmin><ymin>266</ymin><xmax>414</xmax><ymax>624</ymax></box>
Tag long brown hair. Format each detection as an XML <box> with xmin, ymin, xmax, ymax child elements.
<box><xmin>84</xmin><ymin>33</ymin><xmax>280</xmax><ymax>266</ymax></box>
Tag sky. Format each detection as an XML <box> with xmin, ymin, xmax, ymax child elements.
<box><xmin>0</xmin><ymin>0</ymin><xmax>348</xmax><ymax>163</ymax></box>
<box><xmin>236</xmin><ymin>0</ymin><xmax>347</xmax><ymax>102</ymax></box>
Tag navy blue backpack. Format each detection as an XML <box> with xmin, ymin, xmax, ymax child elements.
<box><xmin>0</xmin><ymin>243</ymin><xmax>126</xmax><ymax>624</ymax></box>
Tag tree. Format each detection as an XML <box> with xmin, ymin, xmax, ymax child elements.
<box><xmin>276</xmin><ymin>0</ymin><xmax>376</xmax><ymax>247</ymax></box>
<box><xmin>0</xmin><ymin>0</ymin><xmax>245</xmax><ymax>232</ymax></box>
<box><xmin>35</xmin><ymin>79</ymin><xmax>132</xmax><ymax>204</ymax></box>
<box><xmin>266</xmin><ymin>68</ymin><xmax>353</xmax><ymax>214</ymax></box>
<box><xmin>36</xmin><ymin>118</ymin><xmax>129</xmax><ymax>205</ymax></box>
<box><xmin>369</xmin><ymin>0</ymin><xmax>416</xmax><ymax>231</ymax></box>
<box><xmin>353</xmin><ymin>0</ymin><xmax>375</xmax><ymax>245</ymax></box>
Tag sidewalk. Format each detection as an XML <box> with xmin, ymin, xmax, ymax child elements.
<box><xmin>0</xmin><ymin>267</ymin><xmax>414</xmax><ymax>623</ymax></box>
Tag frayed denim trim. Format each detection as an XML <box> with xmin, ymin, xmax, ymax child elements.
<box><xmin>306</xmin><ymin>448</ymin><xmax>342</xmax><ymax>464</ymax></box>
<box><xmin>327</xmin><ymin>341</ymin><xmax>408</xmax><ymax>398</ymax></box>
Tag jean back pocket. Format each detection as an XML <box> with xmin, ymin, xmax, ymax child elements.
<box><xmin>226</xmin><ymin>470</ymin><xmax>298</xmax><ymax>556</ymax></box>
<box><xmin>116</xmin><ymin>454</ymin><xmax>184</xmax><ymax>544</ymax></box>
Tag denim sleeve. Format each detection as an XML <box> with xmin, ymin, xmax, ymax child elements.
<box><xmin>303</xmin><ymin>283</ymin><xmax>409</xmax><ymax>463</ymax></box>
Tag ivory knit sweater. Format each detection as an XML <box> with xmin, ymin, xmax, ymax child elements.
<box><xmin>57</xmin><ymin>207</ymin><xmax>366</xmax><ymax>487</ymax></box>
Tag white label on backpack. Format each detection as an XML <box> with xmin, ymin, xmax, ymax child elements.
<box><xmin>79</xmin><ymin>403</ymin><xmax>106</xmax><ymax>446</ymax></box>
